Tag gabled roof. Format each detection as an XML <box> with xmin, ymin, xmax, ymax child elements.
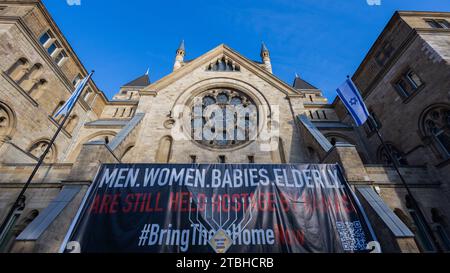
<box><xmin>123</xmin><ymin>73</ymin><xmax>150</xmax><ymax>87</ymax></box>
<box><xmin>292</xmin><ymin>75</ymin><xmax>318</xmax><ymax>90</ymax></box>
<box><xmin>143</xmin><ymin>44</ymin><xmax>300</xmax><ymax>96</ymax></box>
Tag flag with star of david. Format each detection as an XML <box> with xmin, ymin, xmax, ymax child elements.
<box><xmin>336</xmin><ymin>78</ymin><xmax>370</xmax><ymax>127</ymax></box>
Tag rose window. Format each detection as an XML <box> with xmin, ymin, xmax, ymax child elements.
<box><xmin>190</xmin><ymin>89</ymin><xmax>258</xmax><ymax>149</ymax></box>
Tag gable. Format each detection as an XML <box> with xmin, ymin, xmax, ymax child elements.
<box><xmin>141</xmin><ymin>44</ymin><xmax>300</xmax><ymax>97</ymax></box>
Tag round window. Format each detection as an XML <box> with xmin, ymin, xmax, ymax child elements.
<box><xmin>189</xmin><ymin>89</ymin><xmax>258</xmax><ymax>149</ymax></box>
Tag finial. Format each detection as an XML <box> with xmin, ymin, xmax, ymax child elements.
<box><xmin>178</xmin><ymin>39</ymin><xmax>185</xmax><ymax>51</ymax></box>
<box><xmin>261</xmin><ymin>42</ymin><xmax>269</xmax><ymax>53</ymax></box>
<box><xmin>145</xmin><ymin>68</ymin><xmax>150</xmax><ymax>76</ymax></box>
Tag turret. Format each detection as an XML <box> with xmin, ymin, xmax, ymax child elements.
<box><xmin>260</xmin><ymin>42</ymin><xmax>272</xmax><ymax>73</ymax></box>
<box><xmin>173</xmin><ymin>40</ymin><xmax>185</xmax><ymax>71</ymax></box>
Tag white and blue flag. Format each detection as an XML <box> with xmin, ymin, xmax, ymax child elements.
<box><xmin>336</xmin><ymin>78</ymin><xmax>370</xmax><ymax>127</ymax></box>
<box><xmin>54</xmin><ymin>72</ymin><xmax>93</xmax><ymax>118</ymax></box>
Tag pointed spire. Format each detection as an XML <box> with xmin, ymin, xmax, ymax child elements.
<box><xmin>260</xmin><ymin>42</ymin><xmax>272</xmax><ymax>73</ymax></box>
<box><xmin>145</xmin><ymin>68</ymin><xmax>150</xmax><ymax>76</ymax></box>
<box><xmin>261</xmin><ymin>42</ymin><xmax>269</xmax><ymax>54</ymax></box>
<box><xmin>178</xmin><ymin>39</ymin><xmax>185</xmax><ymax>52</ymax></box>
<box><xmin>123</xmin><ymin>72</ymin><xmax>150</xmax><ymax>87</ymax></box>
<box><xmin>174</xmin><ymin>40</ymin><xmax>185</xmax><ymax>71</ymax></box>
<box><xmin>292</xmin><ymin>74</ymin><xmax>318</xmax><ymax>90</ymax></box>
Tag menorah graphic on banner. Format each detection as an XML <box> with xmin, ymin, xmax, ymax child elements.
<box><xmin>188</xmin><ymin>195</ymin><xmax>257</xmax><ymax>253</ymax></box>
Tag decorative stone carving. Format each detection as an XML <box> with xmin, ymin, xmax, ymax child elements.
<box><xmin>28</xmin><ymin>141</ymin><xmax>56</xmax><ymax>163</ymax></box>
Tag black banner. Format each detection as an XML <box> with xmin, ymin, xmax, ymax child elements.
<box><xmin>62</xmin><ymin>164</ymin><xmax>378</xmax><ymax>253</ymax></box>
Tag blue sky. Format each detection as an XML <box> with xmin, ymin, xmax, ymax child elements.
<box><xmin>42</xmin><ymin>0</ymin><xmax>450</xmax><ymax>101</ymax></box>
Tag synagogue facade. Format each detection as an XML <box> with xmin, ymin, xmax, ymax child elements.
<box><xmin>0</xmin><ymin>0</ymin><xmax>449</xmax><ymax>253</ymax></box>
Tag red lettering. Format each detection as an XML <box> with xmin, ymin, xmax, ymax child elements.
<box><xmin>90</xmin><ymin>195</ymin><xmax>100</xmax><ymax>214</ymax></box>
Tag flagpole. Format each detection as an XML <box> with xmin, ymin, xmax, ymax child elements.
<box><xmin>0</xmin><ymin>71</ymin><xmax>94</xmax><ymax>241</ymax></box>
<box><xmin>369</xmin><ymin>117</ymin><xmax>442</xmax><ymax>252</ymax></box>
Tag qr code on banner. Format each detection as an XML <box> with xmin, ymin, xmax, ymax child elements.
<box><xmin>336</xmin><ymin>221</ymin><xmax>367</xmax><ymax>251</ymax></box>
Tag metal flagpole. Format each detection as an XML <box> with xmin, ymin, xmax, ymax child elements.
<box><xmin>369</xmin><ymin>116</ymin><xmax>442</xmax><ymax>252</ymax></box>
<box><xmin>0</xmin><ymin>71</ymin><xmax>94</xmax><ymax>239</ymax></box>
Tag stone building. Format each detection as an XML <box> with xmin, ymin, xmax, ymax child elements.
<box><xmin>0</xmin><ymin>0</ymin><xmax>449</xmax><ymax>253</ymax></box>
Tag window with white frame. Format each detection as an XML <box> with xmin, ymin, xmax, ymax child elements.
<box><xmin>425</xmin><ymin>19</ymin><xmax>450</xmax><ymax>29</ymax></box>
<box><xmin>39</xmin><ymin>31</ymin><xmax>53</xmax><ymax>46</ymax></box>
<box><xmin>38</xmin><ymin>30</ymin><xmax>68</xmax><ymax>66</ymax></box>
<box><xmin>72</xmin><ymin>74</ymin><xmax>82</xmax><ymax>87</ymax></box>
<box><xmin>55</xmin><ymin>50</ymin><xmax>68</xmax><ymax>66</ymax></box>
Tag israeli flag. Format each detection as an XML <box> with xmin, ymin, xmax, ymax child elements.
<box><xmin>336</xmin><ymin>78</ymin><xmax>370</xmax><ymax>127</ymax></box>
<box><xmin>54</xmin><ymin>72</ymin><xmax>93</xmax><ymax>118</ymax></box>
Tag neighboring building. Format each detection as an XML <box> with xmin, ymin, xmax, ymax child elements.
<box><xmin>0</xmin><ymin>0</ymin><xmax>449</xmax><ymax>252</ymax></box>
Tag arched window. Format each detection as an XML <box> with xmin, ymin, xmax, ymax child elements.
<box><xmin>155</xmin><ymin>136</ymin><xmax>173</xmax><ymax>163</ymax></box>
<box><xmin>52</xmin><ymin>101</ymin><xmax>65</xmax><ymax>123</ymax></box>
<box><xmin>421</xmin><ymin>106</ymin><xmax>450</xmax><ymax>159</ymax></box>
<box><xmin>0</xmin><ymin>102</ymin><xmax>15</xmax><ymax>142</ymax></box>
<box><xmin>7</xmin><ymin>58</ymin><xmax>30</xmax><ymax>82</ymax></box>
<box><xmin>377</xmin><ymin>143</ymin><xmax>408</xmax><ymax>166</ymax></box>
<box><xmin>64</xmin><ymin>115</ymin><xmax>79</xmax><ymax>135</ymax></box>
<box><xmin>206</xmin><ymin>56</ymin><xmax>240</xmax><ymax>72</ymax></box>
<box><xmin>189</xmin><ymin>88</ymin><xmax>258</xmax><ymax>149</ymax></box>
<box><xmin>82</xmin><ymin>88</ymin><xmax>93</xmax><ymax>103</ymax></box>
<box><xmin>28</xmin><ymin>140</ymin><xmax>56</xmax><ymax>163</ymax></box>
<box><xmin>28</xmin><ymin>79</ymin><xmax>47</xmax><ymax>100</ymax></box>
<box><xmin>325</xmin><ymin>134</ymin><xmax>354</xmax><ymax>146</ymax></box>
<box><xmin>0</xmin><ymin>109</ymin><xmax>9</xmax><ymax>134</ymax></box>
<box><xmin>19</xmin><ymin>63</ymin><xmax>43</xmax><ymax>91</ymax></box>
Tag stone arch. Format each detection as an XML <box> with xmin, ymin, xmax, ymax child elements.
<box><xmin>120</xmin><ymin>144</ymin><xmax>135</xmax><ymax>162</ymax></box>
<box><xmin>7</xmin><ymin>57</ymin><xmax>30</xmax><ymax>82</ymax></box>
<box><xmin>27</xmin><ymin>138</ymin><xmax>57</xmax><ymax>163</ymax></box>
<box><xmin>325</xmin><ymin>133</ymin><xmax>369</xmax><ymax>163</ymax></box>
<box><xmin>28</xmin><ymin>78</ymin><xmax>47</xmax><ymax>100</ymax></box>
<box><xmin>155</xmin><ymin>136</ymin><xmax>173</xmax><ymax>163</ymax></box>
<box><xmin>66</xmin><ymin>131</ymin><xmax>117</xmax><ymax>162</ymax></box>
<box><xmin>51</xmin><ymin>101</ymin><xmax>65</xmax><ymax>123</ymax></box>
<box><xmin>19</xmin><ymin>63</ymin><xmax>44</xmax><ymax>91</ymax></box>
<box><xmin>0</xmin><ymin>101</ymin><xmax>16</xmax><ymax>143</ymax></box>
<box><xmin>171</xmin><ymin>79</ymin><xmax>272</xmax><ymax>152</ymax></box>
<box><xmin>418</xmin><ymin>103</ymin><xmax>450</xmax><ymax>160</ymax></box>
<box><xmin>324</xmin><ymin>133</ymin><xmax>355</xmax><ymax>146</ymax></box>
<box><xmin>376</xmin><ymin>142</ymin><xmax>408</xmax><ymax>166</ymax></box>
<box><xmin>64</xmin><ymin>115</ymin><xmax>79</xmax><ymax>135</ymax></box>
